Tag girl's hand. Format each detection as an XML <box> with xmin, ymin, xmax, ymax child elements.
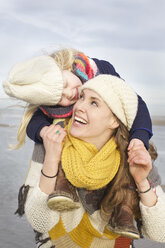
<box><xmin>128</xmin><ymin>143</ymin><xmax>152</xmax><ymax>185</ymax></box>
<box><xmin>42</xmin><ymin>124</ymin><xmax>66</xmax><ymax>164</ymax></box>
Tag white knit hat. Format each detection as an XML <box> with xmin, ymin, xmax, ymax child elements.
<box><xmin>3</xmin><ymin>56</ymin><xmax>64</xmax><ymax>105</ymax></box>
<box><xmin>81</xmin><ymin>75</ymin><xmax>138</xmax><ymax>130</ymax></box>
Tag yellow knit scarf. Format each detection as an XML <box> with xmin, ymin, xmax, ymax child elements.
<box><xmin>61</xmin><ymin>120</ymin><xmax>121</xmax><ymax>190</ymax></box>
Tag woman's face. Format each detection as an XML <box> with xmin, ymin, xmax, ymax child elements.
<box><xmin>70</xmin><ymin>89</ymin><xmax>119</xmax><ymax>149</ymax></box>
<box><xmin>58</xmin><ymin>70</ymin><xmax>82</xmax><ymax>106</ymax></box>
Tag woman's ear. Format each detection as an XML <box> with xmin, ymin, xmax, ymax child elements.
<box><xmin>109</xmin><ymin>116</ymin><xmax>119</xmax><ymax>129</ymax></box>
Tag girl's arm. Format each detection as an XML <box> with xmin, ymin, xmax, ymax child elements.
<box><xmin>129</xmin><ymin>95</ymin><xmax>153</xmax><ymax>150</ymax></box>
<box><xmin>26</xmin><ymin>108</ymin><xmax>52</xmax><ymax>143</ymax></box>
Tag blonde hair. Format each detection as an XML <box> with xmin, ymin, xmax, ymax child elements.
<box><xmin>13</xmin><ymin>47</ymin><xmax>81</xmax><ymax>149</ymax></box>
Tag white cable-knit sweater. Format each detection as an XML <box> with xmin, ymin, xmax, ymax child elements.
<box><xmin>24</xmin><ymin>146</ymin><xmax>165</xmax><ymax>247</ymax></box>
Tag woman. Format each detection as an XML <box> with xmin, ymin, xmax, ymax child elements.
<box><xmin>24</xmin><ymin>75</ymin><xmax>165</xmax><ymax>248</ymax></box>
<box><xmin>5</xmin><ymin>48</ymin><xmax>153</xmax><ymax>238</ymax></box>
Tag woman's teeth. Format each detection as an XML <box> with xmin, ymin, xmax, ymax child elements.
<box><xmin>74</xmin><ymin>116</ymin><xmax>87</xmax><ymax>124</ymax></box>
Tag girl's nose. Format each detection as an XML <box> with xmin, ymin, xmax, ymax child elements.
<box><xmin>63</xmin><ymin>88</ymin><xmax>72</xmax><ymax>100</ymax></box>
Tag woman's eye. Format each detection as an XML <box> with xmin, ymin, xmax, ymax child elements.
<box><xmin>91</xmin><ymin>101</ymin><xmax>98</xmax><ymax>107</ymax></box>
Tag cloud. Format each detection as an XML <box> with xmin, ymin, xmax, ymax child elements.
<box><xmin>1</xmin><ymin>0</ymin><xmax>165</xmax><ymax>52</ymax></box>
<box><xmin>0</xmin><ymin>0</ymin><xmax>165</xmax><ymax>116</ymax></box>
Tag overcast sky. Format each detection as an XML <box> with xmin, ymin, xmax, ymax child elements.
<box><xmin>0</xmin><ymin>0</ymin><xmax>165</xmax><ymax>116</ymax></box>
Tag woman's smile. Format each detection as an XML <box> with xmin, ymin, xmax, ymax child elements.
<box><xmin>72</xmin><ymin>115</ymin><xmax>88</xmax><ymax>127</ymax></box>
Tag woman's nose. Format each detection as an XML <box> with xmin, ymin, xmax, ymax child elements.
<box><xmin>76</xmin><ymin>100</ymin><xmax>87</xmax><ymax>112</ymax></box>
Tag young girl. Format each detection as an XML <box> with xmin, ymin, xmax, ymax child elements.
<box><xmin>3</xmin><ymin>48</ymin><xmax>153</xmax><ymax>239</ymax></box>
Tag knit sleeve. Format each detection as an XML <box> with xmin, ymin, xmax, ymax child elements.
<box><xmin>92</xmin><ymin>58</ymin><xmax>121</xmax><ymax>78</ymax></box>
<box><xmin>140</xmin><ymin>185</ymin><xmax>165</xmax><ymax>242</ymax></box>
<box><xmin>129</xmin><ymin>95</ymin><xmax>153</xmax><ymax>150</ymax></box>
<box><xmin>26</xmin><ymin>108</ymin><xmax>52</xmax><ymax>143</ymax></box>
<box><xmin>24</xmin><ymin>155</ymin><xmax>60</xmax><ymax>234</ymax></box>
<box><xmin>25</xmin><ymin>185</ymin><xmax>60</xmax><ymax>234</ymax></box>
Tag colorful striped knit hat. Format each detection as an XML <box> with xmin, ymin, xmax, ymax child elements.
<box><xmin>72</xmin><ymin>52</ymin><xmax>99</xmax><ymax>83</ymax></box>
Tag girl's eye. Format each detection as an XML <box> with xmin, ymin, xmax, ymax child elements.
<box><xmin>79</xmin><ymin>93</ymin><xmax>84</xmax><ymax>99</ymax></box>
<box><xmin>63</xmin><ymin>80</ymin><xmax>67</xmax><ymax>88</ymax></box>
<box><xmin>91</xmin><ymin>101</ymin><xmax>98</xmax><ymax>107</ymax></box>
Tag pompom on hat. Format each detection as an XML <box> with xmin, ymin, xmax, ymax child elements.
<box><xmin>81</xmin><ymin>74</ymin><xmax>138</xmax><ymax>131</ymax></box>
<box><xmin>3</xmin><ymin>56</ymin><xmax>64</xmax><ymax>105</ymax></box>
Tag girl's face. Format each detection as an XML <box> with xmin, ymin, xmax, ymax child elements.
<box><xmin>69</xmin><ymin>89</ymin><xmax>119</xmax><ymax>149</ymax></box>
<box><xmin>58</xmin><ymin>70</ymin><xmax>82</xmax><ymax>106</ymax></box>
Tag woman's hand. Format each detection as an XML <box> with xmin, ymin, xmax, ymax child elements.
<box><xmin>39</xmin><ymin>124</ymin><xmax>66</xmax><ymax>195</ymax></box>
<box><xmin>41</xmin><ymin>124</ymin><xmax>66</xmax><ymax>164</ymax></box>
<box><xmin>128</xmin><ymin>143</ymin><xmax>158</xmax><ymax>207</ymax></box>
<box><xmin>40</xmin><ymin>126</ymin><xmax>49</xmax><ymax>138</ymax></box>
<box><xmin>128</xmin><ymin>138</ymin><xmax>144</xmax><ymax>151</ymax></box>
<box><xmin>128</xmin><ymin>142</ymin><xmax>152</xmax><ymax>185</ymax></box>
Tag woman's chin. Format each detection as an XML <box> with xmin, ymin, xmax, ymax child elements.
<box><xmin>69</xmin><ymin>126</ymin><xmax>84</xmax><ymax>140</ymax></box>
<box><xmin>69</xmin><ymin>129</ymin><xmax>80</xmax><ymax>139</ymax></box>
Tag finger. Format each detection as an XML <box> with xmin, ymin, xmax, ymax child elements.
<box><xmin>58</xmin><ymin>131</ymin><xmax>67</xmax><ymax>143</ymax></box>
<box><xmin>128</xmin><ymin>140</ymin><xmax>134</xmax><ymax>151</ymax></box>
<box><xmin>40</xmin><ymin>126</ymin><xmax>50</xmax><ymax>138</ymax></box>
<box><xmin>47</xmin><ymin>125</ymin><xmax>64</xmax><ymax>136</ymax></box>
<box><xmin>128</xmin><ymin>151</ymin><xmax>146</xmax><ymax>164</ymax></box>
<box><xmin>128</xmin><ymin>146</ymin><xmax>147</xmax><ymax>160</ymax></box>
<box><xmin>48</xmin><ymin>129</ymin><xmax>64</xmax><ymax>142</ymax></box>
<box><xmin>42</xmin><ymin>125</ymin><xmax>55</xmax><ymax>141</ymax></box>
<box><xmin>130</xmin><ymin>158</ymin><xmax>147</xmax><ymax>166</ymax></box>
<box><xmin>128</xmin><ymin>150</ymin><xmax>145</xmax><ymax>164</ymax></box>
<box><xmin>53</xmin><ymin>128</ymin><xmax>66</xmax><ymax>139</ymax></box>
<box><xmin>52</xmin><ymin>126</ymin><xmax>66</xmax><ymax>139</ymax></box>
<box><xmin>129</xmin><ymin>153</ymin><xmax>152</xmax><ymax>170</ymax></box>
<box><xmin>128</xmin><ymin>145</ymin><xmax>146</xmax><ymax>155</ymax></box>
<box><xmin>128</xmin><ymin>153</ymin><xmax>139</xmax><ymax>165</ymax></box>
<box><xmin>128</xmin><ymin>149</ymin><xmax>140</xmax><ymax>160</ymax></box>
<box><xmin>43</xmin><ymin>124</ymin><xmax>57</xmax><ymax>135</ymax></box>
<box><xmin>42</xmin><ymin>126</ymin><xmax>60</xmax><ymax>142</ymax></box>
<box><xmin>129</xmin><ymin>148</ymin><xmax>149</xmax><ymax>159</ymax></box>
<box><xmin>55</xmin><ymin>125</ymin><xmax>65</xmax><ymax>133</ymax></box>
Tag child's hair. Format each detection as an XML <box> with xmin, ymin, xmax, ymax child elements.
<box><xmin>100</xmin><ymin>119</ymin><xmax>158</xmax><ymax>220</ymax></box>
<box><xmin>50</xmin><ymin>47</ymin><xmax>79</xmax><ymax>71</ymax></box>
<box><xmin>12</xmin><ymin>47</ymin><xmax>81</xmax><ymax>149</ymax></box>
